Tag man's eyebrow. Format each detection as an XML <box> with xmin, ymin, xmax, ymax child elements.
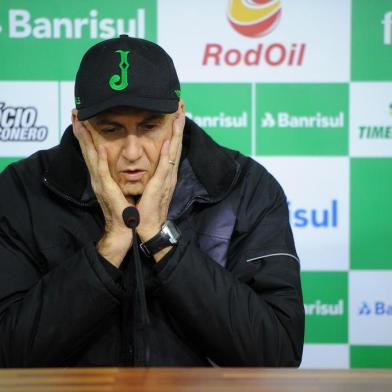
<box><xmin>139</xmin><ymin>114</ymin><xmax>166</xmax><ymax>123</ymax></box>
<box><xmin>93</xmin><ymin>118</ymin><xmax>123</xmax><ymax>127</ymax></box>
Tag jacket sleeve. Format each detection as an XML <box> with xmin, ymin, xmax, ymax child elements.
<box><xmin>153</xmin><ymin>167</ymin><xmax>304</xmax><ymax>367</ymax></box>
<box><xmin>0</xmin><ymin>166</ymin><xmax>125</xmax><ymax>367</ymax></box>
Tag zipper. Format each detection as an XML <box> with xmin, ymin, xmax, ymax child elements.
<box><xmin>42</xmin><ymin>177</ymin><xmax>97</xmax><ymax>208</ymax></box>
<box><xmin>176</xmin><ymin>162</ymin><xmax>241</xmax><ymax>219</ymax></box>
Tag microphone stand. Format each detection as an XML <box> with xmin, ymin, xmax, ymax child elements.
<box><xmin>122</xmin><ymin>206</ymin><xmax>150</xmax><ymax>367</ymax></box>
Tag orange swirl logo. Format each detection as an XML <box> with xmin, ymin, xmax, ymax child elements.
<box><xmin>228</xmin><ymin>0</ymin><xmax>282</xmax><ymax>38</ymax></box>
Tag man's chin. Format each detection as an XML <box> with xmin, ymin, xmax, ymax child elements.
<box><xmin>122</xmin><ymin>184</ymin><xmax>144</xmax><ymax>201</ymax></box>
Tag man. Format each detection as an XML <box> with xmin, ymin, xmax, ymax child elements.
<box><xmin>0</xmin><ymin>35</ymin><xmax>304</xmax><ymax>367</ymax></box>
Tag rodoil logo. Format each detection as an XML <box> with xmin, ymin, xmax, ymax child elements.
<box><xmin>201</xmin><ymin>0</ymin><xmax>306</xmax><ymax>68</ymax></box>
<box><xmin>227</xmin><ymin>0</ymin><xmax>282</xmax><ymax>38</ymax></box>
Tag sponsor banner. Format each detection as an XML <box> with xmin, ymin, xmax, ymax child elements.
<box><xmin>0</xmin><ymin>0</ymin><xmax>156</xmax><ymax>80</ymax></box>
<box><xmin>257</xmin><ymin>157</ymin><xmax>349</xmax><ymax>270</ymax></box>
<box><xmin>0</xmin><ymin>157</ymin><xmax>22</xmax><ymax>172</ymax></box>
<box><xmin>301</xmin><ymin>272</ymin><xmax>348</xmax><ymax>343</ymax></box>
<box><xmin>352</xmin><ymin>0</ymin><xmax>392</xmax><ymax>80</ymax></box>
<box><xmin>301</xmin><ymin>344</ymin><xmax>349</xmax><ymax>369</ymax></box>
<box><xmin>349</xmin><ymin>83</ymin><xmax>392</xmax><ymax>157</ymax></box>
<box><xmin>60</xmin><ymin>81</ymin><xmax>75</xmax><ymax>133</ymax></box>
<box><xmin>350</xmin><ymin>159</ymin><xmax>392</xmax><ymax>269</ymax></box>
<box><xmin>350</xmin><ymin>271</ymin><xmax>392</xmax><ymax>345</ymax></box>
<box><xmin>0</xmin><ymin>82</ymin><xmax>59</xmax><ymax>157</ymax></box>
<box><xmin>182</xmin><ymin>83</ymin><xmax>252</xmax><ymax>155</ymax></box>
<box><xmin>158</xmin><ymin>0</ymin><xmax>350</xmax><ymax>82</ymax></box>
<box><xmin>256</xmin><ymin>83</ymin><xmax>348</xmax><ymax>156</ymax></box>
<box><xmin>351</xmin><ymin>346</ymin><xmax>392</xmax><ymax>368</ymax></box>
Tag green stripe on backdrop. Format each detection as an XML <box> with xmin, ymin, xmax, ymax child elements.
<box><xmin>0</xmin><ymin>157</ymin><xmax>22</xmax><ymax>172</ymax></box>
<box><xmin>351</xmin><ymin>346</ymin><xmax>392</xmax><ymax>368</ymax></box>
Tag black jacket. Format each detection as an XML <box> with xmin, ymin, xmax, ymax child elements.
<box><xmin>0</xmin><ymin>118</ymin><xmax>304</xmax><ymax>367</ymax></box>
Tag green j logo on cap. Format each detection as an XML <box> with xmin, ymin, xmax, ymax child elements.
<box><xmin>109</xmin><ymin>50</ymin><xmax>130</xmax><ymax>91</ymax></box>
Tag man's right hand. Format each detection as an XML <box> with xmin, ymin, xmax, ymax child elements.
<box><xmin>72</xmin><ymin>110</ymin><xmax>133</xmax><ymax>268</ymax></box>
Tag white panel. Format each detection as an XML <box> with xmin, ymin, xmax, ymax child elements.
<box><xmin>255</xmin><ymin>157</ymin><xmax>349</xmax><ymax>271</ymax></box>
<box><xmin>300</xmin><ymin>344</ymin><xmax>349</xmax><ymax>369</ymax></box>
<box><xmin>350</xmin><ymin>271</ymin><xmax>392</xmax><ymax>345</ymax></box>
<box><xmin>0</xmin><ymin>81</ymin><xmax>59</xmax><ymax>157</ymax></box>
<box><xmin>60</xmin><ymin>81</ymin><xmax>75</xmax><ymax>134</ymax></box>
<box><xmin>158</xmin><ymin>0</ymin><xmax>350</xmax><ymax>82</ymax></box>
<box><xmin>350</xmin><ymin>82</ymin><xmax>392</xmax><ymax>157</ymax></box>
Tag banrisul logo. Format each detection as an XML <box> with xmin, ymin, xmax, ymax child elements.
<box><xmin>358</xmin><ymin>103</ymin><xmax>392</xmax><ymax>140</ymax></box>
<box><xmin>227</xmin><ymin>0</ymin><xmax>282</xmax><ymax>38</ymax></box>
<box><xmin>186</xmin><ymin>111</ymin><xmax>248</xmax><ymax>129</ymax></box>
<box><xmin>256</xmin><ymin>84</ymin><xmax>348</xmax><ymax>155</ymax></box>
<box><xmin>305</xmin><ymin>299</ymin><xmax>344</xmax><ymax>316</ymax></box>
<box><xmin>202</xmin><ymin>0</ymin><xmax>306</xmax><ymax>67</ymax></box>
<box><xmin>358</xmin><ymin>301</ymin><xmax>392</xmax><ymax>316</ymax></box>
<box><xmin>261</xmin><ymin>111</ymin><xmax>345</xmax><ymax>129</ymax></box>
<box><xmin>181</xmin><ymin>83</ymin><xmax>252</xmax><ymax>156</ymax></box>
<box><xmin>288</xmin><ymin>200</ymin><xmax>338</xmax><ymax>229</ymax></box>
<box><xmin>0</xmin><ymin>102</ymin><xmax>48</xmax><ymax>142</ymax></box>
<box><xmin>109</xmin><ymin>50</ymin><xmax>130</xmax><ymax>91</ymax></box>
<box><xmin>6</xmin><ymin>9</ymin><xmax>146</xmax><ymax>39</ymax></box>
<box><xmin>302</xmin><ymin>272</ymin><xmax>348</xmax><ymax>343</ymax></box>
<box><xmin>0</xmin><ymin>1</ymin><xmax>156</xmax><ymax>80</ymax></box>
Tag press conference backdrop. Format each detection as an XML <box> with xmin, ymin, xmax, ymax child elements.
<box><xmin>0</xmin><ymin>0</ymin><xmax>391</xmax><ymax>369</ymax></box>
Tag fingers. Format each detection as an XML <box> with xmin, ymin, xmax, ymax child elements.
<box><xmin>72</xmin><ymin>115</ymin><xmax>98</xmax><ymax>172</ymax></box>
<box><xmin>96</xmin><ymin>145</ymin><xmax>112</xmax><ymax>183</ymax></box>
<box><xmin>149</xmin><ymin>139</ymin><xmax>171</xmax><ymax>187</ymax></box>
<box><xmin>154</xmin><ymin>112</ymin><xmax>184</xmax><ymax>187</ymax></box>
<box><xmin>169</xmin><ymin>112</ymin><xmax>185</xmax><ymax>168</ymax></box>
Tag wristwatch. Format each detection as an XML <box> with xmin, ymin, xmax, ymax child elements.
<box><xmin>140</xmin><ymin>220</ymin><xmax>181</xmax><ymax>257</ymax></box>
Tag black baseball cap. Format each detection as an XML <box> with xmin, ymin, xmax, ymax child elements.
<box><xmin>75</xmin><ymin>35</ymin><xmax>181</xmax><ymax>121</ymax></box>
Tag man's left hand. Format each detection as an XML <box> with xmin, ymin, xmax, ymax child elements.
<box><xmin>136</xmin><ymin>112</ymin><xmax>185</xmax><ymax>261</ymax></box>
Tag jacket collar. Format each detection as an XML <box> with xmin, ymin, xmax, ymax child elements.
<box><xmin>43</xmin><ymin>117</ymin><xmax>240</xmax><ymax>207</ymax></box>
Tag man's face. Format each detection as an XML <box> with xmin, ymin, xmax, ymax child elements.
<box><xmin>86</xmin><ymin>106</ymin><xmax>178</xmax><ymax>201</ymax></box>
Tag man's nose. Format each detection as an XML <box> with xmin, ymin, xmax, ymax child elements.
<box><xmin>121</xmin><ymin>134</ymin><xmax>143</xmax><ymax>162</ymax></box>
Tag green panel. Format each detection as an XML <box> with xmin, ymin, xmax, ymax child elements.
<box><xmin>351</xmin><ymin>159</ymin><xmax>392</xmax><ymax>269</ymax></box>
<box><xmin>301</xmin><ymin>272</ymin><xmax>348</xmax><ymax>343</ymax></box>
<box><xmin>352</xmin><ymin>0</ymin><xmax>392</xmax><ymax>81</ymax></box>
<box><xmin>0</xmin><ymin>0</ymin><xmax>157</xmax><ymax>80</ymax></box>
<box><xmin>351</xmin><ymin>346</ymin><xmax>392</xmax><ymax>368</ymax></box>
<box><xmin>256</xmin><ymin>84</ymin><xmax>348</xmax><ymax>156</ymax></box>
<box><xmin>0</xmin><ymin>157</ymin><xmax>21</xmax><ymax>172</ymax></box>
<box><xmin>182</xmin><ymin>83</ymin><xmax>252</xmax><ymax>156</ymax></box>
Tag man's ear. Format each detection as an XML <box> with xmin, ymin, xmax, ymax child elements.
<box><xmin>71</xmin><ymin>109</ymin><xmax>78</xmax><ymax>127</ymax></box>
<box><xmin>177</xmin><ymin>100</ymin><xmax>185</xmax><ymax>115</ymax></box>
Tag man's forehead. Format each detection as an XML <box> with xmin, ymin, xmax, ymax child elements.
<box><xmin>92</xmin><ymin>106</ymin><xmax>167</xmax><ymax>123</ymax></box>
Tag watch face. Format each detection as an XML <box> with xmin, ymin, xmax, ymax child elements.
<box><xmin>140</xmin><ymin>220</ymin><xmax>182</xmax><ymax>257</ymax></box>
<box><xmin>162</xmin><ymin>221</ymin><xmax>181</xmax><ymax>244</ymax></box>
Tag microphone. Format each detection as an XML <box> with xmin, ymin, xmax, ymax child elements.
<box><xmin>122</xmin><ymin>206</ymin><xmax>150</xmax><ymax>367</ymax></box>
<box><xmin>122</xmin><ymin>206</ymin><xmax>140</xmax><ymax>229</ymax></box>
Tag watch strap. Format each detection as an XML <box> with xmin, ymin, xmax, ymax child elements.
<box><xmin>140</xmin><ymin>221</ymin><xmax>180</xmax><ymax>257</ymax></box>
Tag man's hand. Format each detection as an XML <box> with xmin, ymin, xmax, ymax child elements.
<box><xmin>72</xmin><ymin>110</ymin><xmax>133</xmax><ymax>268</ymax></box>
<box><xmin>136</xmin><ymin>112</ymin><xmax>185</xmax><ymax>262</ymax></box>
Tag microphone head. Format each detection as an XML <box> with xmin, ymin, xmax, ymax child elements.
<box><xmin>122</xmin><ymin>206</ymin><xmax>140</xmax><ymax>229</ymax></box>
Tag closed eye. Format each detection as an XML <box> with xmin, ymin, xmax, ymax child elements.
<box><xmin>101</xmin><ymin>126</ymin><xmax>121</xmax><ymax>134</ymax></box>
<box><xmin>140</xmin><ymin>123</ymin><xmax>159</xmax><ymax>132</ymax></box>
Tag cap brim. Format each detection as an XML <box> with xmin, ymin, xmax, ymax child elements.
<box><xmin>77</xmin><ymin>93</ymin><xmax>179</xmax><ymax>121</ymax></box>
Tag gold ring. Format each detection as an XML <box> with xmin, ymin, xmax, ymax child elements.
<box><xmin>169</xmin><ymin>160</ymin><xmax>175</xmax><ymax>165</ymax></box>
